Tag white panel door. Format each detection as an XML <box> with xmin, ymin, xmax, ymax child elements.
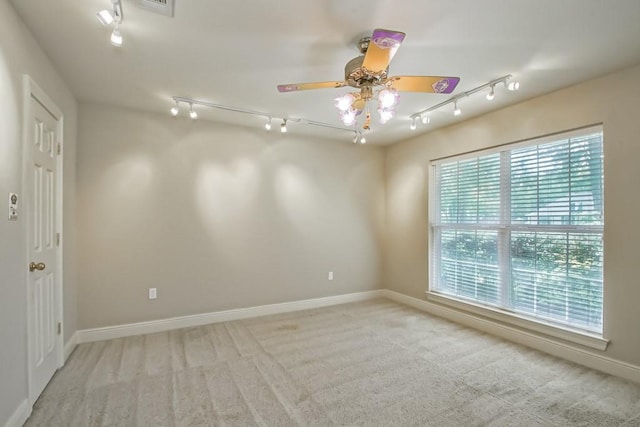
<box><xmin>27</xmin><ymin>94</ymin><xmax>60</xmax><ymax>402</ymax></box>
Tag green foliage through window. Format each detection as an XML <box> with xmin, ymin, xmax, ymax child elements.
<box><xmin>431</xmin><ymin>127</ymin><xmax>603</xmax><ymax>333</ymax></box>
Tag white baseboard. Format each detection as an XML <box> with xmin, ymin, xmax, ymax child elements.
<box><xmin>63</xmin><ymin>332</ymin><xmax>77</xmax><ymax>362</ymax></box>
<box><xmin>381</xmin><ymin>289</ymin><xmax>640</xmax><ymax>384</ymax></box>
<box><xmin>76</xmin><ymin>290</ymin><xmax>384</xmax><ymax>344</ymax></box>
<box><xmin>4</xmin><ymin>399</ymin><xmax>30</xmax><ymax>427</ymax></box>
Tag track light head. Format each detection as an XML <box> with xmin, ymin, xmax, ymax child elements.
<box><xmin>422</xmin><ymin>115</ymin><xmax>430</xmax><ymax>125</ymax></box>
<box><xmin>265</xmin><ymin>118</ymin><xmax>272</xmax><ymax>131</ymax></box>
<box><xmin>453</xmin><ymin>102</ymin><xmax>462</xmax><ymax>116</ymax></box>
<box><xmin>508</xmin><ymin>81</ymin><xmax>520</xmax><ymax>91</ymax></box>
<box><xmin>189</xmin><ymin>104</ymin><xmax>198</xmax><ymax>120</ymax></box>
<box><xmin>353</xmin><ymin>132</ymin><xmax>359</xmax><ymax>144</ymax></box>
<box><xmin>410</xmin><ymin>117</ymin><xmax>417</xmax><ymax>131</ymax></box>
<box><xmin>280</xmin><ymin>119</ymin><xmax>287</xmax><ymax>133</ymax></box>
<box><xmin>97</xmin><ymin>9</ymin><xmax>114</xmax><ymax>25</ymax></box>
<box><xmin>486</xmin><ymin>85</ymin><xmax>495</xmax><ymax>101</ymax></box>
<box><xmin>360</xmin><ymin>135</ymin><xmax>366</xmax><ymax>144</ymax></box>
<box><xmin>170</xmin><ymin>102</ymin><xmax>179</xmax><ymax>117</ymax></box>
<box><xmin>110</xmin><ymin>25</ymin><xmax>123</xmax><ymax>47</ymax></box>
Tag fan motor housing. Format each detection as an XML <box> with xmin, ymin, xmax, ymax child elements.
<box><xmin>344</xmin><ymin>56</ymin><xmax>389</xmax><ymax>88</ymax></box>
<box><xmin>345</xmin><ymin>37</ymin><xmax>389</xmax><ymax>88</ymax></box>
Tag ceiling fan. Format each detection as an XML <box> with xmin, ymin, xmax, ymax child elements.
<box><xmin>277</xmin><ymin>28</ymin><xmax>460</xmax><ymax>130</ymax></box>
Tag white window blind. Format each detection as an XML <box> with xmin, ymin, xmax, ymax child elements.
<box><xmin>431</xmin><ymin>127</ymin><xmax>603</xmax><ymax>333</ymax></box>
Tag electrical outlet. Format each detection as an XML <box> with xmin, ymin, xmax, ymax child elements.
<box><xmin>328</xmin><ymin>271</ymin><xmax>334</xmax><ymax>280</ymax></box>
<box><xmin>149</xmin><ymin>288</ymin><xmax>157</xmax><ymax>300</ymax></box>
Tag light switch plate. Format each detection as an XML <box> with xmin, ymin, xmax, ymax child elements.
<box><xmin>8</xmin><ymin>193</ymin><xmax>18</xmax><ymax>221</ymax></box>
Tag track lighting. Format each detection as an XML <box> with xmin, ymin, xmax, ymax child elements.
<box><xmin>409</xmin><ymin>74</ymin><xmax>521</xmax><ymax>126</ymax></box>
<box><xmin>110</xmin><ymin>25</ymin><xmax>123</xmax><ymax>47</ymax></box>
<box><xmin>422</xmin><ymin>115</ymin><xmax>430</xmax><ymax>125</ymax></box>
<box><xmin>170</xmin><ymin>101</ymin><xmax>179</xmax><ymax>117</ymax></box>
<box><xmin>98</xmin><ymin>0</ymin><xmax>124</xmax><ymax>47</ymax></box>
<box><xmin>335</xmin><ymin>88</ymin><xmax>401</xmax><ymax>128</ymax></box>
<box><xmin>410</xmin><ymin>117</ymin><xmax>417</xmax><ymax>130</ymax></box>
<box><xmin>351</xmin><ymin>131</ymin><xmax>366</xmax><ymax>144</ymax></box>
<box><xmin>97</xmin><ymin>9</ymin><xmax>114</xmax><ymax>25</ymax></box>
<box><xmin>170</xmin><ymin>96</ymin><xmax>358</xmax><ymax>143</ymax></box>
<box><xmin>486</xmin><ymin>85</ymin><xmax>495</xmax><ymax>101</ymax></box>
<box><xmin>453</xmin><ymin>102</ymin><xmax>462</xmax><ymax>116</ymax></box>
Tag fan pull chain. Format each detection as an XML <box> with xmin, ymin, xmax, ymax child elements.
<box><xmin>363</xmin><ymin>103</ymin><xmax>371</xmax><ymax>131</ymax></box>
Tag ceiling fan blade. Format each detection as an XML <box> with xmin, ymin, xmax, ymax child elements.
<box><xmin>277</xmin><ymin>81</ymin><xmax>347</xmax><ymax>92</ymax></box>
<box><xmin>389</xmin><ymin>76</ymin><xmax>460</xmax><ymax>94</ymax></box>
<box><xmin>361</xmin><ymin>29</ymin><xmax>406</xmax><ymax>73</ymax></box>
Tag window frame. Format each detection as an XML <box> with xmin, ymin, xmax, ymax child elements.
<box><xmin>427</xmin><ymin>125</ymin><xmax>608</xmax><ymax>351</ymax></box>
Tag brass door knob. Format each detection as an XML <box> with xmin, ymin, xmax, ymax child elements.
<box><xmin>29</xmin><ymin>262</ymin><xmax>46</xmax><ymax>272</ymax></box>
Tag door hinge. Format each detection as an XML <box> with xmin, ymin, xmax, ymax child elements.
<box><xmin>57</xmin><ymin>322</ymin><xmax>61</xmax><ymax>335</ymax></box>
<box><xmin>56</xmin><ymin>233</ymin><xmax>60</xmax><ymax>246</ymax></box>
<box><xmin>57</xmin><ymin>143</ymin><xmax>61</xmax><ymax>155</ymax></box>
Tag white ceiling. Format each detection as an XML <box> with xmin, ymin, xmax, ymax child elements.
<box><xmin>11</xmin><ymin>0</ymin><xmax>640</xmax><ymax>145</ymax></box>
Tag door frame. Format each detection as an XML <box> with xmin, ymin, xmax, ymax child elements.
<box><xmin>22</xmin><ymin>75</ymin><xmax>65</xmax><ymax>406</ymax></box>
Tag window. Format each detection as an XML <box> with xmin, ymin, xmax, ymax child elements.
<box><xmin>430</xmin><ymin>126</ymin><xmax>604</xmax><ymax>334</ymax></box>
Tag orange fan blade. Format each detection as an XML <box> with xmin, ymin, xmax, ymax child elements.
<box><xmin>389</xmin><ymin>76</ymin><xmax>460</xmax><ymax>94</ymax></box>
<box><xmin>277</xmin><ymin>81</ymin><xmax>347</xmax><ymax>92</ymax></box>
<box><xmin>361</xmin><ymin>29</ymin><xmax>406</xmax><ymax>73</ymax></box>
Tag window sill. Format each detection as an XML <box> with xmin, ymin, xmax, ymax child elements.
<box><xmin>425</xmin><ymin>291</ymin><xmax>609</xmax><ymax>351</ymax></box>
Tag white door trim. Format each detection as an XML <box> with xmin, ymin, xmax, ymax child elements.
<box><xmin>22</xmin><ymin>75</ymin><xmax>65</xmax><ymax>406</ymax></box>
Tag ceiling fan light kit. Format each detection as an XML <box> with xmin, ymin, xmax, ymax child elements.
<box><xmin>278</xmin><ymin>28</ymin><xmax>460</xmax><ymax>131</ymax></box>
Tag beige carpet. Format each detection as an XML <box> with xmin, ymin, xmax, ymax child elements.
<box><xmin>26</xmin><ymin>299</ymin><xmax>640</xmax><ymax>426</ymax></box>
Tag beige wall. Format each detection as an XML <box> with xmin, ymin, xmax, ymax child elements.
<box><xmin>385</xmin><ymin>63</ymin><xmax>640</xmax><ymax>366</ymax></box>
<box><xmin>76</xmin><ymin>104</ymin><xmax>385</xmax><ymax>329</ymax></box>
<box><xmin>0</xmin><ymin>0</ymin><xmax>77</xmax><ymax>424</ymax></box>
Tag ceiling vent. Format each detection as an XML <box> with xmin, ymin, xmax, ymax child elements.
<box><xmin>138</xmin><ymin>0</ymin><xmax>174</xmax><ymax>17</ymax></box>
